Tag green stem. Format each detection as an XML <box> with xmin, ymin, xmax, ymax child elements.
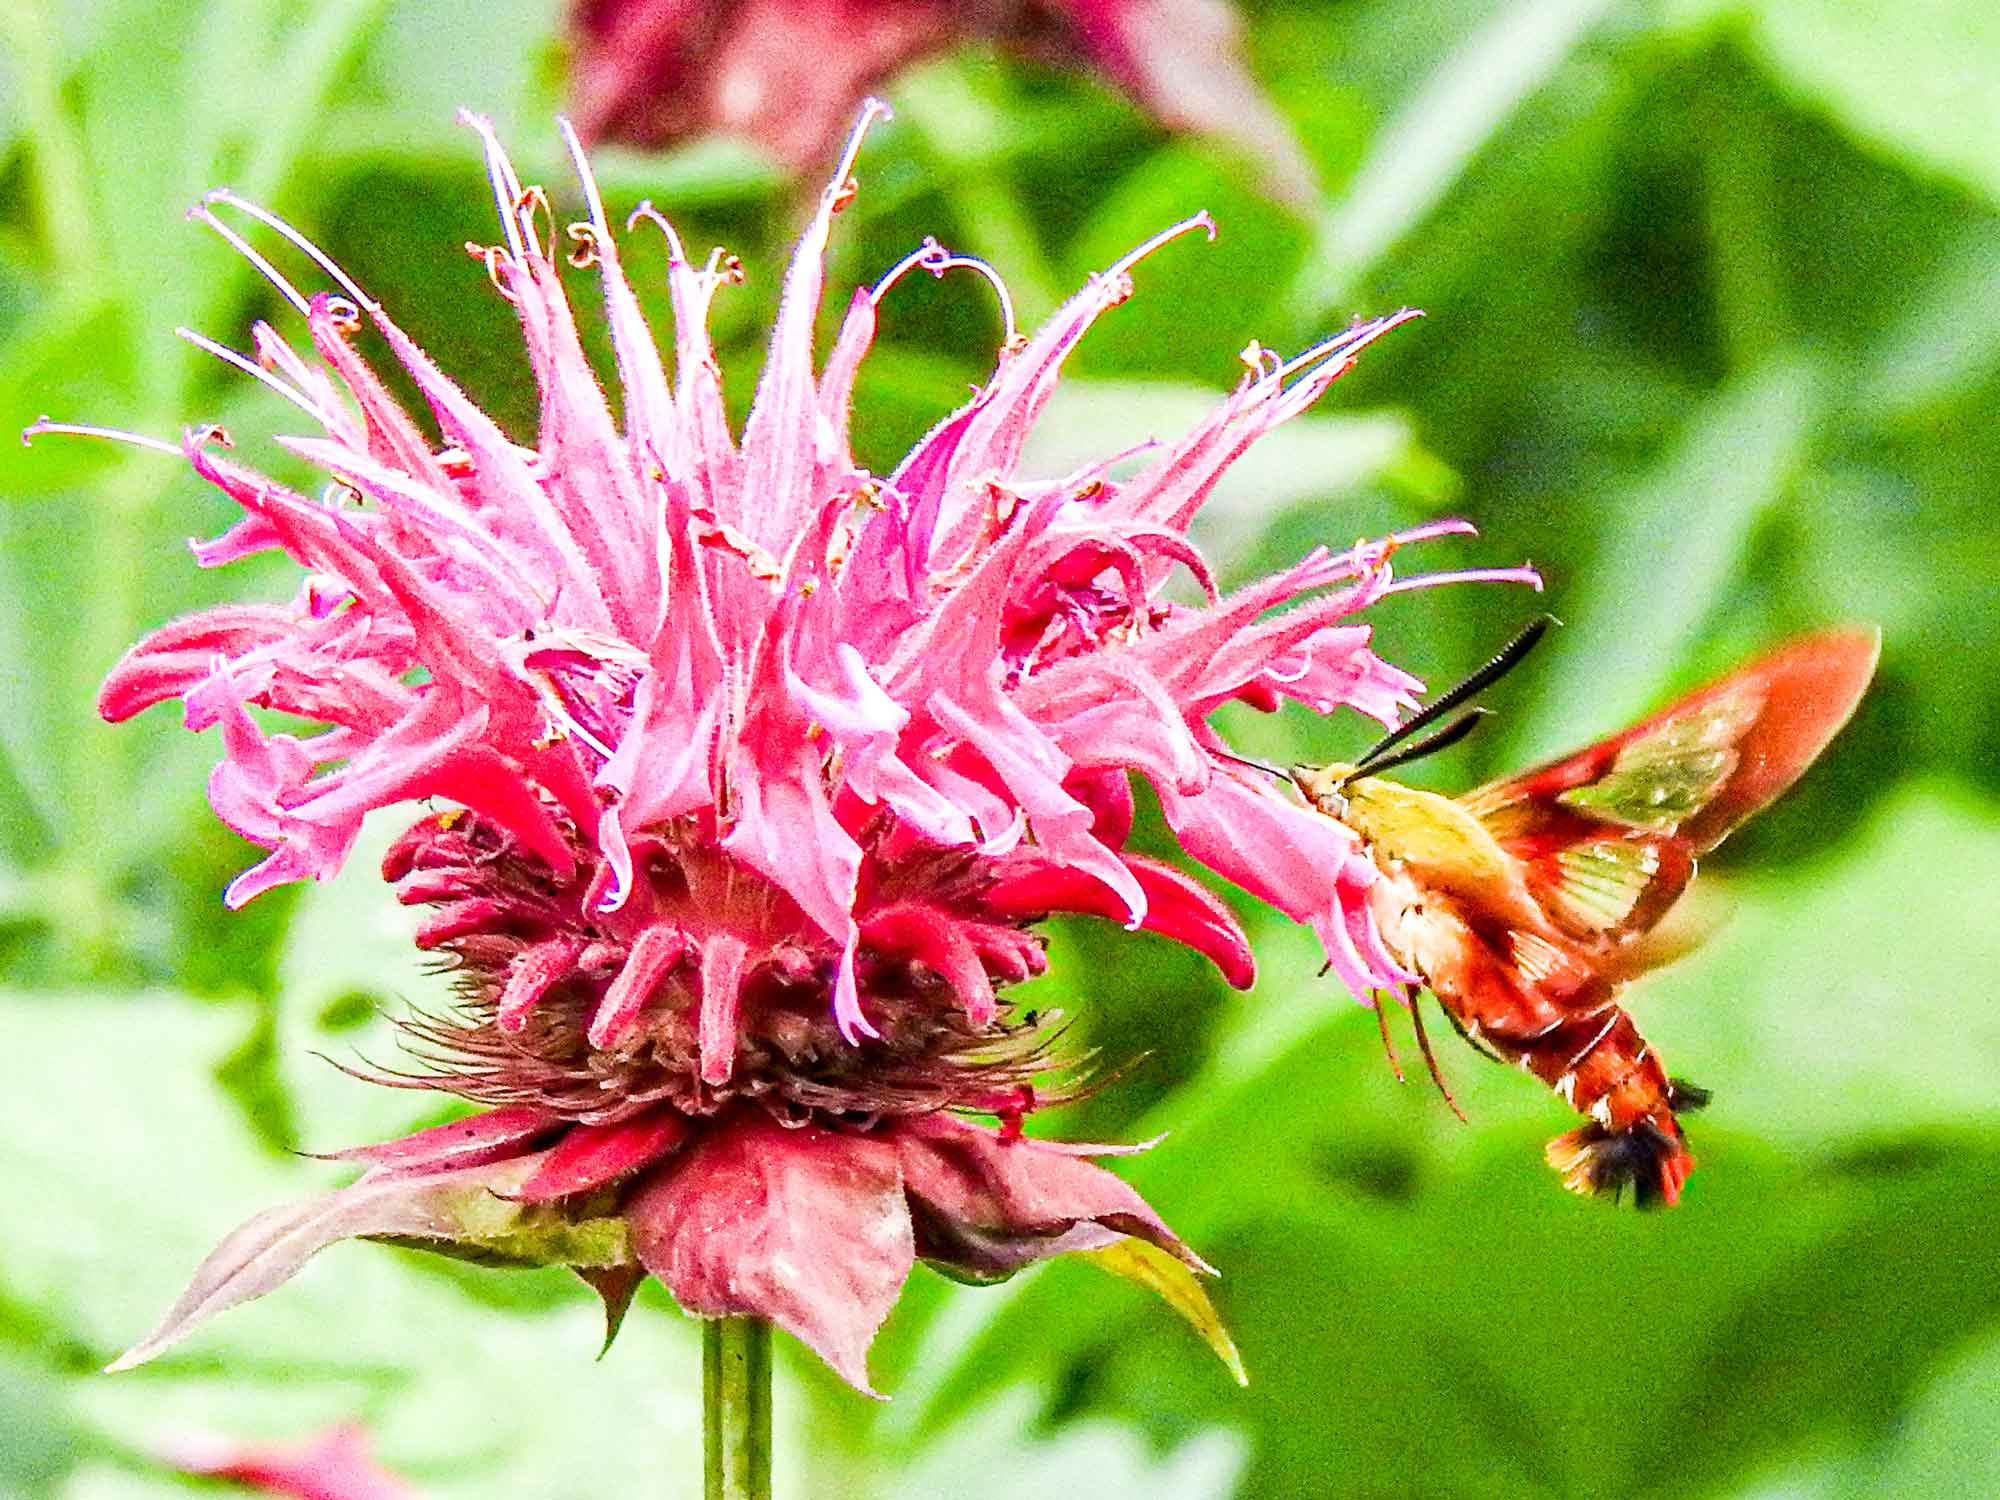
<box><xmin>703</xmin><ymin>1317</ymin><xmax>772</xmax><ymax>1500</ymax></box>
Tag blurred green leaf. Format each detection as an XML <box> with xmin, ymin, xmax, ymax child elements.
<box><xmin>1286</xmin><ymin>0</ymin><xmax>1621</xmax><ymax>322</ymax></box>
<box><xmin>1729</xmin><ymin>0</ymin><xmax>2000</xmax><ymax>207</ymax></box>
<box><xmin>1510</xmin><ymin>356</ymin><xmax>1821</xmax><ymax>757</ymax></box>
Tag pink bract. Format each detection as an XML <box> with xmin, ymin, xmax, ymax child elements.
<box><xmin>77</xmin><ymin>107</ymin><xmax>1535</xmax><ymax>1391</ymax></box>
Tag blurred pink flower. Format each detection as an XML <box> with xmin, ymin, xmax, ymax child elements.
<box><xmin>568</xmin><ymin>0</ymin><xmax>1319</xmax><ymax>205</ymax></box>
<box><xmin>71</xmin><ymin>105</ymin><xmax>1532</xmax><ymax>1391</ymax></box>
<box><xmin>164</xmin><ymin>1424</ymin><xmax>417</xmax><ymax>1500</ymax></box>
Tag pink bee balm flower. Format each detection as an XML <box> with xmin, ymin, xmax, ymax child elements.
<box><xmin>568</xmin><ymin>0</ymin><xmax>1319</xmax><ymax>205</ymax></box>
<box><xmin>65</xmin><ymin>104</ymin><xmax>1534</xmax><ymax>1393</ymax></box>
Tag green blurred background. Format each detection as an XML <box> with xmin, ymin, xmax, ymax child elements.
<box><xmin>3</xmin><ymin>0</ymin><xmax>1998</xmax><ymax>1496</ymax></box>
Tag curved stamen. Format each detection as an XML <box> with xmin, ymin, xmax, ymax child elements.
<box><xmin>1238</xmin><ymin>340</ymin><xmax>1283</xmax><ymax>381</ymax></box>
<box><xmin>458</xmin><ymin>110</ymin><xmax>532</xmax><ymax>263</ymax></box>
<box><xmin>187</xmin><ymin>205</ymin><xmax>312</xmax><ymax>318</ymax></box>
<box><xmin>321</xmin><ymin>295</ymin><xmax>363</xmax><ymax>332</ymax></box>
<box><xmin>564</xmin><ymin>223</ymin><xmax>599</xmax><ymax>270</ymax></box>
<box><xmin>1386</xmin><ymin>517</ymin><xmax>1479</xmax><ymax>546</ymax></box>
<box><xmin>557</xmin><ymin>116</ymin><xmax>613</xmax><ymax>242</ymax></box>
<box><xmin>1105</xmin><ymin>211</ymin><xmax>1218</xmax><ymax>283</ymax></box>
<box><xmin>175</xmin><ymin>328</ymin><xmax>334</xmax><ymax>426</ymax></box>
<box><xmin>1276</xmin><ymin>307</ymin><xmax>1424</xmax><ymax>384</ymax></box>
<box><xmin>922</xmin><ymin>248</ymin><xmax>1020</xmax><ymax>348</ymax></box>
<box><xmin>825</xmin><ymin>98</ymin><xmax>893</xmax><ymax>213</ymax></box>
<box><xmin>626</xmin><ymin>200</ymin><xmax>691</xmax><ymax>267</ymax></box>
<box><xmin>515</xmin><ymin>185</ymin><xmax>556</xmax><ymax>263</ymax></box>
<box><xmin>201</xmin><ymin>189</ymin><xmax>377</xmax><ymax>312</ymax></box>
<box><xmin>869</xmin><ymin>238</ymin><xmax>942</xmax><ymax>304</ymax></box>
<box><xmin>1381</xmin><ymin>564</ymin><xmax>1544</xmax><ymax>596</ymax></box>
<box><xmin>21</xmin><ymin>418</ymin><xmax>182</xmax><ymax>457</ymax></box>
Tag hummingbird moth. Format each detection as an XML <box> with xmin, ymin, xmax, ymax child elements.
<box><xmin>1294</xmin><ymin>620</ymin><xmax>1880</xmax><ymax>1206</ymax></box>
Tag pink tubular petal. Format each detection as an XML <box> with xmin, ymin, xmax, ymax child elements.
<box><xmin>697</xmin><ymin>932</ymin><xmax>750</xmax><ymax>1085</ymax></box>
<box><xmin>405</xmin><ymin>748</ymin><xmax>576</xmax><ymax>879</ymax></box>
<box><xmin>497</xmin><ymin>937</ymin><xmax>589</xmax><ymax>1032</ymax></box>
<box><xmin>984</xmin><ymin>853</ymin><xmax>1253</xmax><ymax>988</ymax></box>
<box><xmin>512</xmin><ymin>1107</ymin><xmax>692</xmax><ymax>1203</ymax></box>
<box><xmin>189</xmin><ymin>511</ymin><xmax>287</xmax><ymax>568</ymax></box>
<box><xmin>736</xmin><ymin>100</ymin><xmax>888</xmax><ymax>551</ymax></box>
<box><xmin>627</xmin><ymin>1113</ymin><xmax>911</xmax><ymax>1396</ymax></box>
<box><xmin>1160</xmin><ymin>772</ymin><xmax>1399</xmax><ymax>1000</ymax></box>
<box><xmin>1118</xmin><ymin>854</ymin><xmax>1254</xmax><ymax>989</ymax></box>
<box><xmin>589</xmin><ymin>923</ymin><xmax>689</xmax><ymax>1048</ymax></box>
<box><xmin>98</xmin><ymin>606</ymin><xmax>298</xmax><ymax>722</ymax></box>
<box><xmin>861</xmin><ymin>903</ymin><xmax>997</xmax><ymax>1025</ymax></box>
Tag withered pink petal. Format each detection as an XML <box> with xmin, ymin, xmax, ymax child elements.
<box><xmin>893</xmin><ymin>1111</ymin><xmax>1207</xmax><ymax>1279</ymax></box>
<box><xmin>627</xmin><ymin>1112</ymin><xmax>912</xmax><ymax>1395</ymax></box>
<box><xmin>513</xmin><ymin>1107</ymin><xmax>693</xmax><ymax>1202</ymax></box>
<box><xmin>312</xmin><ymin>1104</ymin><xmax>559</xmax><ymax>1172</ymax></box>
<box><xmin>110</xmin><ymin>1152</ymin><xmax>561</xmax><ymax>1371</ymax></box>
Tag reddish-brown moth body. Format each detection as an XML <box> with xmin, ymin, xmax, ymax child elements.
<box><xmin>1297</xmin><ymin>628</ymin><xmax>1880</xmax><ymax>1206</ymax></box>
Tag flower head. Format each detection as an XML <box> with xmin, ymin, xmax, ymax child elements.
<box><xmin>64</xmin><ymin>105</ymin><xmax>1532</xmax><ymax>1391</ymax></box>
<box><xmin>568</xmin><ymin>0</ymin><xmax>1319</xmax><ymax>205</ymax></box>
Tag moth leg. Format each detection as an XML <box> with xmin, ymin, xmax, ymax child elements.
<box><xmin>1406</xmin><ymin>984</ymin><xmax>1469</xmax><ymax>1124</ymax></box>
<box><xmin>1372</xmin><ymin>989</ymin><xmax>1407</xmax><ymax>1084</ymax></box>
<box><xmin>1435</xmin><ymin>998</ymin><xmax>1508</xmax><ymax>1066</ymax></box>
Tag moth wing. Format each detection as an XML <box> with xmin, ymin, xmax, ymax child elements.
<box><xmin>1459</xmin><ymin>627</ymin><xmax>1879</xmax><ymax>949</ymax></box>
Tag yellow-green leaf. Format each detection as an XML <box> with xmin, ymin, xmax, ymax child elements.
<box><xmin>1077</xmin><ymin>1240</ymin><xmax>1248</xmax><ymax>1387</ymax></box>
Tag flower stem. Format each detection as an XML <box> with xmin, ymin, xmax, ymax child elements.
<box><xmin>703</xmin><ymin>1317</ymin><xmax>772</xmax><ymax>1500</ymax></box>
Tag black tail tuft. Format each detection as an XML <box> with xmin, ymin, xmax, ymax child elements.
<box><xmin>1545</xmin><ymin>1119</ymin><xmax>1694</xmax><ymax>1209</ymax></box>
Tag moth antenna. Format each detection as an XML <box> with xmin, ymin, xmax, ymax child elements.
<box><xmin>1373</xmin><ymin>992</ymin><xmax>1407</xmax><ymax>1085</ymax></box>
<box><xmin>1354</xmin><ymin>614</ymin><xmax>1557</xmax><ymax>769</ymax></box>
<box><xmin>1351</xmin><ymin>707</ymin><xmax>1491</xmax><ymax>780</ymax></box>
<box><xmin>1407</xmin><ymin>986</ymin><xmax>1468</xmax><ymax>1124</ymax></box>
